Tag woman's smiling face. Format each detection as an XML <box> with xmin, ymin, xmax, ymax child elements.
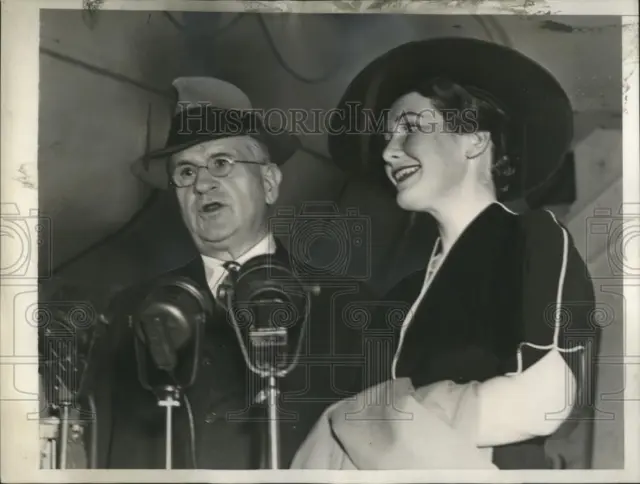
<box><xmin>382</xmin><ymin>92</ymin><xmax>473</xmax><ymax>212</ymax></box>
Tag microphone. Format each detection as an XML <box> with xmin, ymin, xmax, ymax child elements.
<box><xmin>37</xmin><ymin>294</ymin><xmax>107</xmax><ymax>470</ymax></box>
<box><xmin>133</xmin><ymin>275</ymin><xmax>213</xmax><ymax>390</ymax></box>
<box><xmin>132</xmin><ymin>275</ymin><xmax>212</xmax><ymax>469</ymax></box>
<box><xmin>217</xmin><ymin>255</ymin><xmax>319</xmax><ymax>378</ymax></box>
<box><xmin>217</xmin><ymin>254</ymin><xmax>320</xmax><ymax>470</ymax></box>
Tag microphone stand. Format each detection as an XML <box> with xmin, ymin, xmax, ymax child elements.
<box><xmin>39</xmin><ymin>394</ymin><xmax>92</xmax><ymax>469</ymax></box>
<box><xmin>254</xmin><ymin>364</ymin><xmax>283</xmax><ymax>469</ymax></box>
<box><xmin>58</xmin><ymin>402</ymin><xmax>71</xmax><ymax>469</ymax></box>
<box><xmin>40</xmin><ymin>416</ymin><xmax>59</xmax><ymax>469</ymax></box>
<box><xmin>134</xmin><ymin>335</ymin><xmax>191</xmax><ymax>470</ymax></box>
<box><xmin>266</xmin><ymin>375</ymin><xmax>280</xmax><ymax>469</ymax></box>
<box><xmin>157</xmin><ymin>385</ymin><xmax>181</xmax><ymax>470</ymax></box>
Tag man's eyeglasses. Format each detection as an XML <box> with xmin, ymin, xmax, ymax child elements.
<box><xmin>170</xmin><ymin>157</ymin><xmax>266</xmax><ymax>188</ymax></box>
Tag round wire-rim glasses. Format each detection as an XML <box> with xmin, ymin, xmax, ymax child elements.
<box><xmin>170</xmin><ymin>157</ymin><xmax>267</xmax><ymax>188</ymax></box>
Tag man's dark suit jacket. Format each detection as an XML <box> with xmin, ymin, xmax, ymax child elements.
<box><xmin>87</xmin><ymin>239</ymin><xmax>383</xmax><ymax>469</ymax></box>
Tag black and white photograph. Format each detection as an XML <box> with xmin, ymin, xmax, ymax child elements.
<box><xmin>1</xmin><ymin>0</ymin><xmax>638</xmax><ymax>481</ymax></box>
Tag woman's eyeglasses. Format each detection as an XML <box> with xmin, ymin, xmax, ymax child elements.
<box><xmin>170</xmin><ymin>157</ymin><xmax>266</xmax><ymax>188</ymax></box>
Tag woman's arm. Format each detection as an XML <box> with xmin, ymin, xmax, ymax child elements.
<box><xmin>477</xmin><ymin>349</ymin><xmax>576</xmax><ymax>447</ymax></box>
<box><xmin>476</xmin><ymin>210</ymin><xmax>599</xmax><ymax>448</ymax></box>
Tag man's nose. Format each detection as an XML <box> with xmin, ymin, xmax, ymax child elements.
<box><xmin>194</xmin><ymin>166</ymin><xmax>220</xmax><ymax>193</ymax></box>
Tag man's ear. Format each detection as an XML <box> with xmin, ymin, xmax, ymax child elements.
<box><xmin>465</xmin><ymin>131</ymin><xmax>492</xmax><ymax>160</ymax></box>
<box><xmin>261</xmin><ymin>163</ymin><xmax>283</xmax><ymax>205</ymax></box>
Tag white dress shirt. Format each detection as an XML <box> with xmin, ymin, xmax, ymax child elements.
<box><xmin>200</xmin><ymin>233</ymin><xmax>278</xmax><ymax>300</ymax></box>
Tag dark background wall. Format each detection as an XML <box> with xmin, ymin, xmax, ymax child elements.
<box><xmin>34</xmin><ymin>10</ymin><xmax>624</xmax><ymax>467</ymax></box>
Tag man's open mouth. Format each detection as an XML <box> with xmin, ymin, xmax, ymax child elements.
<box><xmin>200</xmin><ymin>201</ymin><xmax>226</xmax><ymax>213</ymax></box>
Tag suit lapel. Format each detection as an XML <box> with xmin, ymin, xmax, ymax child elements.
<box><xmin>178</xmin><ymin>256</ymin><xmax>210</xmax><ymax>292</ymax></box>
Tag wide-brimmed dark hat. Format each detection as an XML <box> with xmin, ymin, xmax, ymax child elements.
<box><xmin>327</xmin><ymin>38</ymin><xmax>574</xmax><ymax>202</ymax></box>
<box><xmin>132</xmin><ymin>77</ymin><xmax>300</xmax><ymax>189</ymax></box>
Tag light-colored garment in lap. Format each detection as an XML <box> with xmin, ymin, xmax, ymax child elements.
<box><xmin>291</xmin><ymin>378</ymin><xmax>497</xmax><ymax>470</ymax></box>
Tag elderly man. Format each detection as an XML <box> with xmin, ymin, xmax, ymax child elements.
<box><xmin>86</xmin><ymin>77</ymin><xmax>384</xmax><ymax>469</ymax></box>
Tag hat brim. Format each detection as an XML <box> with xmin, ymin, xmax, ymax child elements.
<box><xmin>328</xmin><ymin>37</ymin><xmax>574</xmax><ymax>203</ymax></box>
<box><xmin>132</xmin><ymin>129</ymin><xmax>300</xmax><ymax>190</ymax></box>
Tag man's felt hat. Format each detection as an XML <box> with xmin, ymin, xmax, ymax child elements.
<box><xmin>327</xmin><ymin>38</ymin><xmax>574</xmax><ymax>202</ymax></box>
<box><xmin>132</xmin><ymin>77</ymin><xmax>300</xmax><ymax>189</ymax></box>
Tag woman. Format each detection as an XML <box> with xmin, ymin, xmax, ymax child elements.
<box><xmin>293</xmin><ymin>38</ymin><xmax>599</xmax><ymax>470</ymax></box>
